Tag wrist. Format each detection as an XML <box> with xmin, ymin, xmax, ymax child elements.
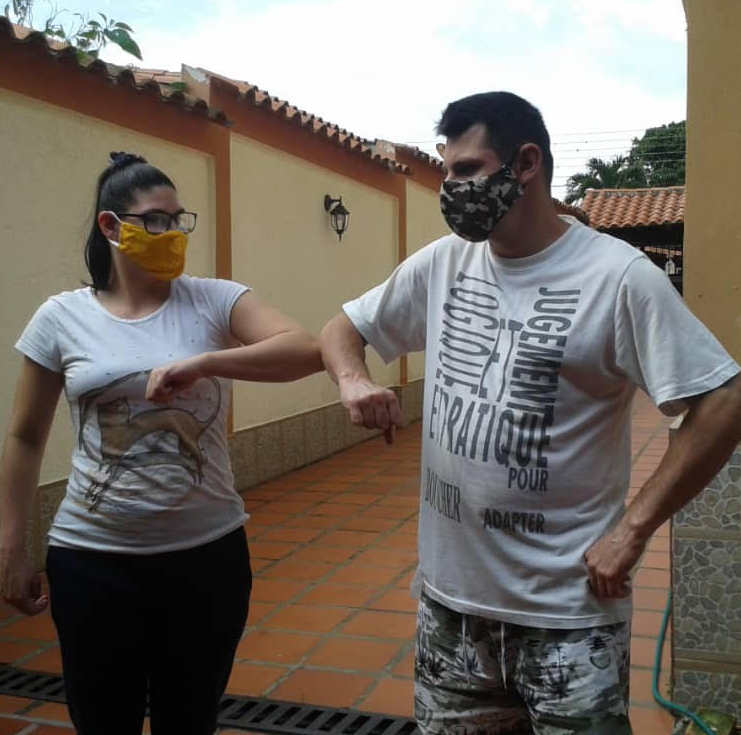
<box><xmin>193</xmin><ymin>351</ymin><xmax>216</xmax><ymax>378</ymax></box>
<box><xmin>616</xmin><ymin>510</ymin><xmax>653</xmax><ymax>545</ymax></box>
<box><xmin>0</xmin><ymin>534</ymin><xmax>27</xmax><ymax>555</ymax></box>
<box><xmin>337</xmin><ymin>369</ymin><xmax>370</xmax><ymax>385</ymax></box>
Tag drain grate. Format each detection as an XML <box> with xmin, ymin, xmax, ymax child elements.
<box><xmin>0</xmin><ymin>665</ymin><xmax>419</xmax><ymax>735</ymax></box>
<box><xmin>217</xmin><ymin>696</ymin><xmax>419</xmax><ymax>734</ymax></box>
<box><xmin>0</xmin><ymin>664</ymin><xmax>66</xmax><ymax>702</ymax></box>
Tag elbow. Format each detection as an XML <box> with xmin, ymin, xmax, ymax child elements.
<box><xmin>5</xmin><ymin>424</ymin><xmax>48</xmax><ymax>454</ymax></box>
<box><xmin>290</xmin><ymin>332</ymin><xmax>323</xmax><ymax>380</ymax></box>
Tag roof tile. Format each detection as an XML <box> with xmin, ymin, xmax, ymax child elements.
<box><xmin>580</xmin><ymin>187</ymin><xmax>685</xmax><ymax>229</ymax></box>
<box><xmin>197</xmin><ymin>70</ymin><xmax>408</xmax><ymax>174</ymax></box>
<box><xmin>1</xmin><ymin>18</ymin><xmax>229</xmax><ymax>125</ymax></box>
<box><xmin>553</xmin><ymin>198</ymin><xmax>591</xmax><ymax>226</ymax></box>
<box><xmin>2</xmin><ymin>22</ymin><xmax>408</xmax><ymax>173</ymax></box>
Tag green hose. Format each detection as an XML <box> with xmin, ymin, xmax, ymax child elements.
<box><xmin>652</xmin><ymin>589</ymin><xmax>716</xmax><ymax>735</ymax></box>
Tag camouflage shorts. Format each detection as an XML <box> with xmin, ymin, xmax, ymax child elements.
<box><xmin>414</xmin><ymin>591</ymin><xmax>632</xmax><ymax>735</ymax></box>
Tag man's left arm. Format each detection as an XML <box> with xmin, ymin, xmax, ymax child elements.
<box><xmin>585</xmin><ymin>373</ymin><xmax>741</xmax><ymax>598</ymax></box>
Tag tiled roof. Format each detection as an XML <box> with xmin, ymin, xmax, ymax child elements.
<box><xmin>132</xmin><ymin>68</ymin><xmax>182</xmax><ymax>87</ymax></box>
<box><xmin>395</xmin><ymin>144</ymin><xmax>444</xmax><ymax>170</ymax></box>
<box><xmin>553</xmin><ymin>198</ymin><xmax>590</xmax><ymax>226</ymax></box>
<box><xmin>580</xmin><ymin>186</ymin><xmax>685</xmax><ymax>229</ymax></box>
<box><xmin>201</xmin><ymin>71</ymin><xmax>408</xmax><ymax>174</ymax></box>
<box><xmin>1</xmin><ymin>19</ymin><xmax>229</xmax><ymax>124</ymax></box>
<box><xmin>2</xmin><ymin>22</ymin><xmax>408</xmax><ymax>173</ymax></box>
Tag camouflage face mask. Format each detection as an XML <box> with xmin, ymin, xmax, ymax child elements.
<box><xmin>439</xmin><ymin>160</ymin><xmax>524</xmax><ymax>242</ymax></box>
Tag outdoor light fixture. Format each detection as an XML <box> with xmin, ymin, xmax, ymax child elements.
<box><xmin>324</xmin><ymin>195</ymin><xmax>350</xmax><ymax>241</ymax></box>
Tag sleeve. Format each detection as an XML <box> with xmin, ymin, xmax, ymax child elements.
<box><xmin>342</xmin><ymin>242</ymin><xmax>434</xmax><ymax>364</ymax></box>
<box><xmin>614</xmin><ymin>256</ymin><xmax>740</xmax><ymax>415</ymax></box>
<box><xmin>14</xmin><ymin>299</ymin><xmax>63</xmax><ymax>373</ymax></box>
<box><xmin>198</xmin><ymin>278</ymin><xmax>251</xmax><ymax>339</ymax></box>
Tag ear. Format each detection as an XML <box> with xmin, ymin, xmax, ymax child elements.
<box><xmin>514</xmin><ymin>143</ymin><xmax>543</xmax><ymax>186</ymax></box>
<box><xmin>97</xmin><ymin>211</ymin><xmax>119</xmax><ymax>241</ymax></box>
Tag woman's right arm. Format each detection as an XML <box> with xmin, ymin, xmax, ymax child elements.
<box><xmin>0</xmin><ymin>357</ymin><xmax>64</xmax><ymax>615</ymax></box>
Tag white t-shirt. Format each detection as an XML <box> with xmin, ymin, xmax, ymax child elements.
<box><xmin>16</xmin><ymin>275</ymin><xmax>250</xmax><ymax>554</ymax></box>
<box><xmin>344</xmin><ymin>216</ymin><xmax>739</xmax><ymax>628</ymax></box>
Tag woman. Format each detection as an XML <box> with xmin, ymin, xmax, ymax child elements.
<box><xmin>0</xmin><ymin>152</ymin><xmax>323</xmax><ymax>735</ymax></box>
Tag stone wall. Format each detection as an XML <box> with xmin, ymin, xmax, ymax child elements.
<box><xmin>671</xmin><ymin>433</ymin><xmax>741</xmax><ymax>718</ymax></box>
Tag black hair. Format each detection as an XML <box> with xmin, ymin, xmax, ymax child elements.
<box><xmin>435</xmin><ymin>91</ymin><xmax>554</xmax><ymax>185</ymax></box>
<box><xmin>85</xmin><ymin>152</ymin><xmax>176</xmax><ymax>291</ymax></box>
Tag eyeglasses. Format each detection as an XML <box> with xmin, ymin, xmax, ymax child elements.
<box><xmin>116</xmin><ymin>210</ymin><xmax>198</xmax><ymax>234</ymax></box>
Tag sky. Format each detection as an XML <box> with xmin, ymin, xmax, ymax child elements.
<box><xmin>23</xmin><ymin>0</ymin><xmax>687</xmax><ymax>196</ymax></box>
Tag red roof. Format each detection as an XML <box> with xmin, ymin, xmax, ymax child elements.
<box><xmin>1</xmin><ymin>19</ymin><xmax>229</xmax><ymax>124</ymax></box>
<box><xmin>553</xmin><ymin>198</ymin><xmax>590</xmax><ymax>226</ymax></box>
<box><xmin>199</xmin><ymin>70</ymin><xmax>407</xmax><ymax>174</ymax></box>
<box><xmin>580</xmin><ymin>186</ymin><xmax>685</xmax><ymax>229</ymax></box>
<box><xmin>395</xmin><ymin>144</ymin><xmax>444</xmax><ymax>171</ymax></box>
<box><xmin>2</xmin><ymin>21</ymin><xmax>408</xmax><ymax>173</ymax></box>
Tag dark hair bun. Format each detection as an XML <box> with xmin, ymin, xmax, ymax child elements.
<box><xmin>108</xmin><ymin>151</ymin><xmax>147</xmax><ymax>169</ymax></box>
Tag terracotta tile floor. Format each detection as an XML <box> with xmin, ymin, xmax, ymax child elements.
<box><xmin>0</xmin><ymin>391</ymin><xmax>678</xmax><ymax>733</ymax></box>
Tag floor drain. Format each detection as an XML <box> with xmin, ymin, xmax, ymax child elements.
<box><xmin>0</xmin><ymin>665</ymin><xmax>419</xmax><ymax>734</ymax></box>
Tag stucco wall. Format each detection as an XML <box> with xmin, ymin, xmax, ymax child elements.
<box><xmin>683</xmin><ymin>0</ymin><xmax>741</xmax><ymax>362</ymax></box>
<box><xmin>405</xmin><ymin>179</ymin><xmax>449</xmax><ymax>382</ymax></box>
<box><xmin>0</xmin><ymin>89</ymin><xmax>215</xmax><ymax>484</ymax></box>
<box><xmin>673</xmin><ymin>1</ymin><xmax>741</xmax><ymax>718</ymax></box>
<box><xmin>229</xmin><ymin>134</ymin><xmax>400</xmax><ymax>431</ymax></box>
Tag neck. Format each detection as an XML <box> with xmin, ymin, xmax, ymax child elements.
<box><xmin>488</xmin><ymin>190</ymin><xmax>569</xmax><ymax>259</ymax></box>
<box><xmin>98</xmin><ymin>256</ymin><xmax>172</xmax><ymax>317</ymax></box>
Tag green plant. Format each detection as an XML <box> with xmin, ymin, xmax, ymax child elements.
<box><xmin>4</xmin><ymin>1</ymin><xmax>141</xmax><ymax>61</ymax></box>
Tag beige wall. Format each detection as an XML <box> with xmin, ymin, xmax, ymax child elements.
<box><xmin>0</xmin><ymin>89</ymin><xmax>216</xmax><ymax>483</ymax></box>
<box><xmin>229</xmin><ymin>135</ymin><xmax>399</xmax><ymax>430</ymax></box>
<box><xmin>683</xmin><ymin>0</ymin><xmax>741</xmax><ymax>362</ymax></box>
<box><xmin>405</xmin><ymin>180</ymin><xmax>450</xmax><ymax>381</ymax></box>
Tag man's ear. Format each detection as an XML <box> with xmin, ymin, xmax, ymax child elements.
<box><xmin>515</xmin><ymin>143</ymin><xmax>543</xmax><ymax>186</ymax></box>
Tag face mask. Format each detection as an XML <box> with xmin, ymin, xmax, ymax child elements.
<box><xmin>439</xmin><ymin>158</ymin><xmax>524</xmax><ymax>242</ymax></box>
<box><xmin>106</xmin><ymin>215</ymin><xmax>188</xmax><ymax>281</ymax></box>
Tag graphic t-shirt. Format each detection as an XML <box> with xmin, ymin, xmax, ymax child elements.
<box><xmin>16</xmin><ymin>275</ymin><xmax>250</xmax><ymax>554</ymax></box>
<box><xmin>344</xmin><ymin>216</ymin><xmax>740</xmax><ymax>628</ymax></box>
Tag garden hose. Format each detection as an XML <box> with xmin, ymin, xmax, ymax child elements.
<box><xmin>652</xmin><ymin>589</ymin><xmax>716</xmax><ymax>735</ymax></box>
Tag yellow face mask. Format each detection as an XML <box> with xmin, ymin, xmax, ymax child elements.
<box><xmin>108</xmin><ymin>218</ymin><xmax>188</xmax><ymax>281</ymax></box>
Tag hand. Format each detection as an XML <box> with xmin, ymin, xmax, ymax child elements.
<box><xmin>338</xmin><ymin>375</ymin><xmax>404</xmax><ymax>445</ymax></box>
<box><xmin>584</xmin><ymin>527</ymin><xmax>647</xmax><ymax>599</ymax></box>
<box><xmin>145</xmin><ymin>354</ymin><xmax>208</xmax><ymax>403</ymax></box>
<box><xmin>0</xmin><ymin>547</ymin><xmax>48</xmax><ymax>616</ymax></box>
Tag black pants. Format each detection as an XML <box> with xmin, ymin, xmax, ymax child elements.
<box><xmin>46</xmin><ymin>527</ymin><xmax>251</xmax><ymax>735</ymax></box>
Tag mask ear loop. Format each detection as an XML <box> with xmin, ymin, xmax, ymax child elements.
<box><xmin>100</xmin><ymin>211</ymin><xmax>124</xmax><ymax>248</ymax></box>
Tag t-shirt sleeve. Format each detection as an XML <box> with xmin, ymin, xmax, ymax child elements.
<box><xmin>342</xmin><ymin>243</ymin><xmax>433</xmax><ymax>363</ymax></box>
<box><xmin>614</xmin><ymin>256</ymin><xmax>740</xmax><ymax>415</ymax></box>
<box><xmin>15</xmin><ymin>299</ymin><xmax>63</xmax><ymax>373</ymax></box>
<box><xmin>197</xmin><ymin>278</ymin><xmax>251</xmax><ymax>339</ymax></box>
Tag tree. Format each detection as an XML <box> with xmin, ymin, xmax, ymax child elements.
<box><xmin>564</xmin><ymin>121</ymin><xmax>686</xmax><ymax>203</ymax></box>
<box><xmin>4</xmin><ymin>0</ymin><xmax>141</xmax><ymax>61</ymax></box>
<box><xmin>564</xmin><ymin>155</ymin><xmax>646</xmax><ymax>204</ymax></box>
<box><xmin>628</xmin><ymin>121</ymin><xmax>685</xmax><ymax>188</ymax></box>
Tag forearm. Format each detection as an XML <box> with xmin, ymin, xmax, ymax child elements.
<box><xmin>319</xmin><ymin>313</ymin><xmax>371</xmax><ymax>385</ymax></box>
<box><xmin>201</xmin><ymin>330</ymin><xmax>323</xmax><ymax>382</ymax></box>
<box><xmin>620</xmin><ymin>376</ymin><xmax>741</xmax><ymax>542</ymax></box>
<box><xmin>0</xmin><ymin>435</ymin><xmax>45</xmax><ymax>551</ymax></box>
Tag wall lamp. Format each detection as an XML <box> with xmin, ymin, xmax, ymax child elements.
<box><xmin>324</xmin><ymin>195</ymin><xmax>350</xmax><ymax>242</ymax></box>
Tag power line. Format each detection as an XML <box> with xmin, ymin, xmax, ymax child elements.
<box><xmin>553</xmin><ymin>154</ymin><xmax>685</xmax><ymax>164</ymax></box>
<box><xmin>552</xmin><ymin>135</ymin><xmax>686</xmax><ymax>145</ymax></box>
<box><xmin>402</xmin><ymin>130</ymin><xmax>685</xmax><ymax>146</ymax></box>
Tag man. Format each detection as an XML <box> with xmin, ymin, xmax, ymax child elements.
<box><xmin>320</xmin><ymin>91</ymin><xmax>741</xmax><ymax>734</ymax></box>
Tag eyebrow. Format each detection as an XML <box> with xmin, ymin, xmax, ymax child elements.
<box><xmin>449</xmin><ymin>158</ymin><xmax>483</xmax><ymax>174</ymax></box>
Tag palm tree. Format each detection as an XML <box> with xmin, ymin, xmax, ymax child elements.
<box><xmin>564</xmin><ymin>155</ymin><xmax>646</xmax><ymax>204</ymax></box>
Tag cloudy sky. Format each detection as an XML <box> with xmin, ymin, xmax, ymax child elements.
<box><xmin>27</xmin><ymin>0</ymin><xmax>687</xmax><ymax>196</ymax></box>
